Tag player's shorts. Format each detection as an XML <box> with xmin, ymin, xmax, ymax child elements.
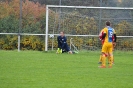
<box><xmin>102</xmin><ymin>43</ymin><xmax>113</xmax><ymax>53</ymax></box>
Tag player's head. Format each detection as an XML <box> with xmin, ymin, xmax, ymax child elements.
<box><xmin>60</xmin><ymin>31</ymin><xmax>64</xmax><ymax>37</ymax></box>
<box><xmin>106</xmin><ymin>21</ymin><xmax>111</xmax><ymax>26</ymax></box>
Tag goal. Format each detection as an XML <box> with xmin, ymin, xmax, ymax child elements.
<box><xmin>45</xmin><ymin>5</ymin><xmax>133</xmax><ymax>51</ymax></box>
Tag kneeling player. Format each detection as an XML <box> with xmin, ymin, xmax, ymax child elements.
<box><xmin>56</xmin><ymin>31</ymin><xmax>72</xmax><ymax>54</ymax></box>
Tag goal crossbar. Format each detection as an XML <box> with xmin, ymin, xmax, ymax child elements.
<box><xmin>47</xmin><ymin>5</ymin><xmax>133</xmax><ymax>10</ymax></box>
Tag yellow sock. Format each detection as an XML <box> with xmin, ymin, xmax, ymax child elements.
<box><xmin>101</xmin><ymin>55</ymin><xmax>106</xmax><ymax>66</ymax></box>
<box><xmin>99</xmin><ymin>55</ymin><xmax>102</xmax><ymax>62</ymax></box>
<box><xmin>109</xmin><ymin>56</ymin><xmax>113</xmax><ymax>66</ymax></box>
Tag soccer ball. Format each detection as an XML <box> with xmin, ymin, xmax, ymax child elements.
<box><xmin>49</xmin><ymin>34</ymin><xmax>54</xmax><ymax>38</ymax></box>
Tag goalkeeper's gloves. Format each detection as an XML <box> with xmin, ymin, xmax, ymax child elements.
<box><xmin>56</xmin><ymin>48</ymin><xmax>62</xmax><ymax>54</ymax></box>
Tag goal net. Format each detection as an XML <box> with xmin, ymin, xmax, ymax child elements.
<box><xmin>45</xmin><ymin>5</ymin><xmax>133</xmax><ymax>51</ymax></box>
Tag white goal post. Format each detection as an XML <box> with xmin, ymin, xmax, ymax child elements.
<box><xmin>45</xmin><ymin>5</ymin><xmax>133</xmax><ymax>51</ymax></box>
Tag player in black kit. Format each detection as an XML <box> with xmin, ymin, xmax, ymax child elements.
<box><xmin>57</xmin><ymin>31</ymin><xmax>72</xmax><ymax>54</ymax></box>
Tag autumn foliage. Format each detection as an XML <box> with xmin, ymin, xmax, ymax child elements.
<box><xmin>0</xmin><ymin>0</ymin><xmax>46</xmax><ymax>19</ymax></box>
<box><xmin>0</xmin><ymin>0</ymin><xmax>47</xmax><ymax>50</ymax></box>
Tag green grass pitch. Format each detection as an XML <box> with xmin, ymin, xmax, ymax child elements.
<box><xmin>0</xmin><ymin>50</ymin><xmax>133</xmax><ymax>88</ymax></box>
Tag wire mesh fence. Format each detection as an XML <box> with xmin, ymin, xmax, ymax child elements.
<box><xmin>46</xmin><ymin>5</ymin><xmax>133</xmax><ymax>51</ymax></box>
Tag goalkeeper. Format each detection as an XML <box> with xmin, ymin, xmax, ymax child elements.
<box><xmin>56</xmin><ymin>31</ymin><xmax>72</xmax><ymax>54</ymax></box>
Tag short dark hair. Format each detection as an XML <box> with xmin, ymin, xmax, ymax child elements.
<box><xmin>106</xmin><ymin>21</ymin><xmax>111</xmax><ymax>26</ymax></box>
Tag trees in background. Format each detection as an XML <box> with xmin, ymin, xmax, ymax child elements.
<box><xmin>0</xmin><ymin>0</ymin><xmax>48</xmax><ymax>50</ymax></box>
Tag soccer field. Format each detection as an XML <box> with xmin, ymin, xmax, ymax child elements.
<box><xmin>0</xmin><ymin>50</ymin><xmax>133</xmax><ymax>88</ymax></box>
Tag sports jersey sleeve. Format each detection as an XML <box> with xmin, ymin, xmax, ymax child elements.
<box><xmin>101</xmin><ymin>28</ymin><xmax>107</xmax><ymax>40</ymax></box>
<box><xmin>57</xmin><ymin>36</ymin><xmax>62</xmax><ymax>49</ymax></box>
<box><xmin>103</xmin><ymin>28</ymin><xmax>107</xmax><ymax>34</ymax></box>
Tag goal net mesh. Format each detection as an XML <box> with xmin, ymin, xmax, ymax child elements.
<box><xmin>47</xmin><ymin>6</ymin><xmax>133</xmax><ymax>51</ymax></box>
